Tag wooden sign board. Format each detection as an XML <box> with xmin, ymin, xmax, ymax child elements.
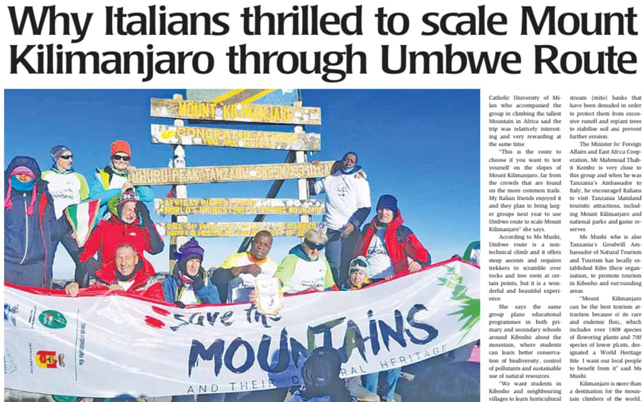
<box><xmin>151</xmin><ymin>125</ymin><xmax>321</xmax><ymax>151</ymax></box>
<box><xmin>151</xmin><ymin>98</ymin><xmax>321</xmax><ymax>125</ymax></box>
<box><xmin>154</xmin><ymin>198</ymin><xmax>325</xmax><ymax>216</ymax></box>
<box><xmin>130</xmin><ymin>161</ymin><xmax>334</xmax><ymax>186</ymax></box>
<box><xmin>157</xmin><ymin>222</ymin><xmax>324</xmax><ymax>237</ymax></box>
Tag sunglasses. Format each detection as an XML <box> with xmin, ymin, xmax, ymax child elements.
<box><xmin>112</xmin><ymin>155</ymin><xmax>131</xmax><ymax>161</ymax></box>
<box><xmin>304</xmin><ymin>239</ymin><xmax>325</xmax><ymax>251</ymax></box>
<box><xmin>59</xmin><ymin>155</ymin><xmax>73</xmax><ymax>160</ymax></box>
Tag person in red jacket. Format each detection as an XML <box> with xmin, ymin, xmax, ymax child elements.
<box><xmin>65</xmin><ymin>243</ymin><xmax>163</xmax><ymax>300</ymax></box>
<box><xmin>357</xmin><ymin>194</ymin><xmax>430</xmax><ymax>279</ymax></box>
<box><xmin>79</xmin><ymin>190</ymin><xmax>163</xmax><ymax>278</ymax></box>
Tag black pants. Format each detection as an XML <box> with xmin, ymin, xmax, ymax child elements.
<box><xmin>53</xmin><ymin>233</ymin><xmax>99</xmax><ymax>286</ymax></box>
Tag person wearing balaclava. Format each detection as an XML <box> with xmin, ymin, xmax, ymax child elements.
<box><xmin>290</xmin><ymin>347</ymin><xmax>356</xmax><ymax>402</ymax></box>
<box><xmin>79</xmin><ymin>190</ymin><xmax>164</xmax><ymax>277</ymax></box>
<box><xmin>4</xmin><ymin>156</ymin><xmax>71</xmax><ymax>288</ymax></box>
<box><xmin>162</xmin><ymin>238</ymin><xmax>221</xmax><ymax>308</ymax></box>
<box><xmin>309</xmin><ymin>152</ymin><xmax>371</xmax><ymax>287</ymax></box>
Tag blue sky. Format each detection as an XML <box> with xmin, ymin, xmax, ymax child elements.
<box><xmin>4</xmin><ymin>89</ymin><xmax>479</xmax><ymax>280</ymax></box>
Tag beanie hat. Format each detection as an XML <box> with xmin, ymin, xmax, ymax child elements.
<box><xmin>4</xmin><ymin>166</ymin><xmax>37</xmax><ymax>215</ymax></box>
<box><xmin>376</xmin><ymin>194</ymin><xmax>398</xmax><ymax>217</ymax></box>
<box><xmin>117</xmin><ymin>190</ymin><xmax>138</xmax><ymax>217</ymax></box>
<box><xmin>50</xmin><ymin>145</ymin><xmax>71</xmax><ymax>162</ymax></box>
<box><xmin>111</xmin><ymin>140</ymin><xmax>131</xmax><ymax>158</ymax></box>
<box><xmin>177</xmin><ymin>237</ymin><xmax>205</xmax><ymax>262</ymax></box>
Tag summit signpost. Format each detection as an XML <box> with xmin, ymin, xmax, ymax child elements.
<box><xmin>144</xmin><ymin>90</ymin><xmax>326</xmax><ymax>266</ymax></box>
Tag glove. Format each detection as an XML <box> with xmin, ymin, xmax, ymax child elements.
<box><xmin>136</xmin><ymin>201</ymin><xmax>151</xmax><ymax>224</ymax></box>
<box><xmin>191</xmin><ymin>274</ymin><xmax>205</xmax><ymax>291</ymax></box>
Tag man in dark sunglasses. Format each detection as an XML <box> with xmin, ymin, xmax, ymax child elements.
<box><xmin>88</xmin><ymin>140</ymin><xmax>154</xmax><ymax>225</ymax></box>
<box><xmin>273</xmin><ymin>229</ymin><xmax>336</xmax><ymax>295</ymax></box>
<box><xmin>42</xmin><ymin>145</ymin><xmax>97</xmax><ymax>285</ymax></box>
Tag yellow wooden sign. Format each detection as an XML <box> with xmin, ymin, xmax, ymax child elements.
<box><xmin>130</xmin><ymin>162</ymin><xmax>334</xmax><ymax>186</ymax></box>
<box><xmin>157</xmin><ymin>222</ymin><xmax>324</xmax><ymax>237</ymax></box>
<box><xmin>151</xmin><ymin>125</ymin><xmax>321</xmax><ymax>151</ymax></box>
<box><xmin>154</xmin><ymin>198</ymin><xmax>325</xmax><ymax>215</ymax></box>
<box><xmin>151</xmin><ymin>98</ymin><xmax>321</xmax><ymax>125</ymax></box>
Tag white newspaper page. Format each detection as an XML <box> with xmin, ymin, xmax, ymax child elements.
<box><xmin>2</xmin><ymin>1</ymin><xmax>643</xmax><ymax>401</ymax></box>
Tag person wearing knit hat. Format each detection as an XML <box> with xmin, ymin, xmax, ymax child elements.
<box><xmin>160</xmin><ymin>235</ymin><xmax>224</xmax><ymax>402</ymax></box>
<box><xmin>79</xmin><ymin>192</ymin><xmax>164</xmax><ymax>277</ymax></box>
<box><xmin>116</xmin><ymin>190</ymin><xmax>139</xmax><ymax>224</ymax></box>
<box><xmin>42</xmin><ymin>145</ymin><xmax>95</xmax><ymax>285</ymax></box>
<box><xmin>88</xmin><ymin>140</ymin><xmax>154</xmax><ymax>224</ymax></box>
<box><xmin>4</xmin><ymin>156</ymin><xmax>72</xmax><ymax>288</ymax></box>
<box><xmin>162</xmin><ymin>238</ymin><xmax>220</xmax><ymax>308</ymax></box>
<box><xmin>309</xmin><ymin>151</ymin><xmax>371</xmax><ymax>288</ymax></box>
<box><xmin>356</xmin><ymin>194</ymin><xmax>430</xmax><ymax>282</ymax></box>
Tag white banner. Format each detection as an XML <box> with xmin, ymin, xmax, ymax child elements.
<box><xmin>4</xmin><ymin>259</ymin><xmax>480</xmax><ymax>398</ymax></box>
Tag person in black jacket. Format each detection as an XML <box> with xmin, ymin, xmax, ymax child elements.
<box><xmin>4</xmin><ymin>156</ymin><xmax>70</xmax><ymax>288</ymax></box>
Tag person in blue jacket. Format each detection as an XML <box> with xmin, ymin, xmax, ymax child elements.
<box><xmin>161</xmin><ymin>238</ymin><xmax>222</xmax><ymax>402</ymax></box>
<box><xmin>162</xmin><ymin>238</ymin><xmax>221</xmax><ymax>308</ymax></box>
<box><xmin>4</xmin><ymin>156</ymin><xmax>70</xmax><ymax>288</ymax></box>
<box><xmin>89</xmin><ymin>140</ymin><xmax>154</xmax><ymax>223</ymax></box>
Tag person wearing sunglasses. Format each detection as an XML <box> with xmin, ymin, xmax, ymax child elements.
<box><xmin>273</xmin><ymin>229</ymin><xmax>336</xmax><ymax>295</ymax></box>
<box><xmin>41</xmin><ymin>145</ymin><xmax>97</xmax><ymax>285</ymax></box>
<box><xmin>89</xmin><ymin>140</ymin><xmax>154</xmax><ymax>223</ymax></box>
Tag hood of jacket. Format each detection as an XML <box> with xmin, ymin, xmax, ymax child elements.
<box><xmin>5</xmin><ymin>156</ymin><xmax>43</xmax><ymax>193</ymax></box>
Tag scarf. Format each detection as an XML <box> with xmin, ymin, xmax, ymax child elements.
<box><xmin>5</xmin><ymin>176</ymin><xmax>37</xmax><ymax>215</ymax></box>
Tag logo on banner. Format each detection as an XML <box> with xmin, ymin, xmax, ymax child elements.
<box><xmin>38</xmin><ymin>310</ymin><xmax>67</xmax><ymax>329</ymax></box>
<box><xmin>35</xmin><ymin>351</ymin><xmax>65</xmax><ymax>369</ymax></box>
<box><xmin>4</xmin><ymin>303</ymin><xmax>19</xmax><ymax>327</ymax></box>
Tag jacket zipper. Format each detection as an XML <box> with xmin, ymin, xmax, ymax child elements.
<box><xmin>20</xmin><ymin>193</ymin><xmax>29</xmax><ymax>264</ymax></box>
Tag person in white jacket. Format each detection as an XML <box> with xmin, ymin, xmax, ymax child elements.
<box><xmin>310</xmin><ymin>152</ymin><xmax>371</xmax><ymax>287</ymax></box>
<box><xmin>42</xmin><ymin>145</ymin><xmax>96</xmax><ymax>284</ymax></box>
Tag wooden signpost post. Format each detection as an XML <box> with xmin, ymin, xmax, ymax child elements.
<box><xmin>145</xmin><ymin>90</ymin><xmax>327</xmax><ymax>270</ymax></box>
